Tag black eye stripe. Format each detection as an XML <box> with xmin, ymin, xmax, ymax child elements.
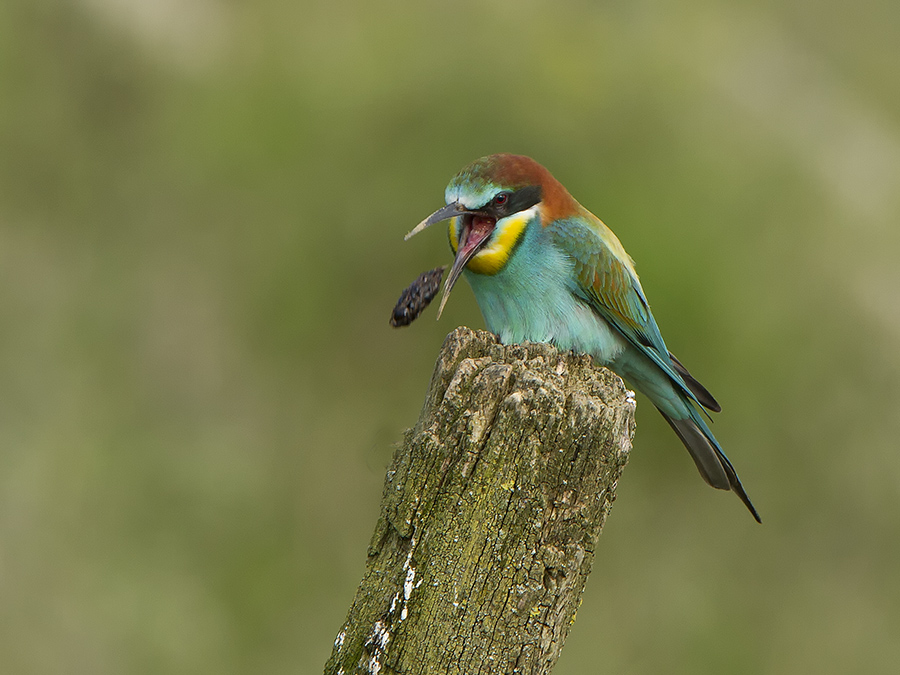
<box><xmin>486</xmin><ymin>185</ymin><xmax>542</xmax><ymax>217</ymax></box>
<box><xmin>506</xmin><ymin>185</ymin><xmax>542</xmax><ymax>214</ymax></box>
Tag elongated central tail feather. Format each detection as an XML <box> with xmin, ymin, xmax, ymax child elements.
<box><xmin>659</xmin><ymin>411</ymin><xmax>761</xmax><ymax>523</ymax></box>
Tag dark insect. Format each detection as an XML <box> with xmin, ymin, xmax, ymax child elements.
<box><xmin>390</xmin><ymin>266</ymin><xmax>446</xmax><ymax>327</ymax></box>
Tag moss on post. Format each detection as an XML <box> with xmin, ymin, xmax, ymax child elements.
<box><xmin>325</xmin><ymin>328</ymin><xmax>635</xmax><ymax>675</ymax></box>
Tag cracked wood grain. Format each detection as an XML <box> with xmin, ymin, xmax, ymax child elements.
<box><xmin>325</xmin><ymin>327</ymin><xmax>635</xmax><ymax>675</ymax></box>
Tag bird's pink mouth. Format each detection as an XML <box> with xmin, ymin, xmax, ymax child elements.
<box><xmin>459</xmin><ymin>215</ymin><xmax>496</xmax><ymax>257</ymax></box>
<box><xmin>435</xmin><ymin>213</ymin><xmax>496</xmax><ymax>319</ymax></box>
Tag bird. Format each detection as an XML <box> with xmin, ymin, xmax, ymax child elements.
<box><xmin>405</xmin><ymin>153</ymin><xmax>760</xmax><ymax>522</ymax></box>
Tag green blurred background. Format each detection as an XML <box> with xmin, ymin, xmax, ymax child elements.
<box><xmin>2</xmin><ymin>0</ymin><xmax>899</xmax><ymax>673</ymax></box>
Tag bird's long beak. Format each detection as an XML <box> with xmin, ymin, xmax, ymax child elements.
<box><xmin>404</xmin><ymin>202</ymin><xmax>468</xmax><ymax>241</ymax></box>
<box><xmin>435</xmin><ymin>213</ymin><xmax>496</xmax><ymax>319</ymax></box>
<box><xmin>404</xmin><ymin>201</ymin><xmax>495</xmax><ymax>319</ymax></box>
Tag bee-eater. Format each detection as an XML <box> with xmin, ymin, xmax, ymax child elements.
<box><xmin>406</xmin><ymin>154</ymin><xmax>760</xmax><ymax>522</ymax></box>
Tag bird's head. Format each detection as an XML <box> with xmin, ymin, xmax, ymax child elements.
<box><xmin>405</xmin><ymin>154</ymin><xmax>578</xmax><ymax>317</ymax></box>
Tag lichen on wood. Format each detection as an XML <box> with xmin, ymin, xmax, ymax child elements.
<box><xmin>325</xmin><ymin>327</ymin><xmax>635</xmax><ymax>675</ymax></box>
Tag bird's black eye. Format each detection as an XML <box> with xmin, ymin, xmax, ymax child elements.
<box><xmin>493</xmin><ymin>192</ymin><xmax>509</xmax><ymax>206</ymax></box>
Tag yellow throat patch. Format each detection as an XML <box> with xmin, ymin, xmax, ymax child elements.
<box><xmin>448</xmin><ymin>206</ymin><xmax>536</xmax><ymax>276</ymax></box>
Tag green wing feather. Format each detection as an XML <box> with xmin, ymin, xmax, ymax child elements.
<box><xmin>549</xmin><ymin>214</ymin><xmax>707</xmax><ymax>410</ymax></box>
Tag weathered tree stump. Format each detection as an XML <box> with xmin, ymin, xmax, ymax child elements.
<box><xmin>325</xmin><ymin>327</ymin><xmax>635</xmax><ymax>675</ymax></box>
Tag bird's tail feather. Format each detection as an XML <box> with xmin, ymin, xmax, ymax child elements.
<box><xmin>660</xmin><ymin>411</ymin><xmax>761</xmax><ymax>523</ymax></box>
<box><xmin>668</xmin><ymin>352</ymin><xmax>721</xmax><ymax>413</ymax></box>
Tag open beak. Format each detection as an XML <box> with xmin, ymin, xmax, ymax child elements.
<box><xmin>405</xmin><ymin>201</ymin><xmax>496</xmax><ymax>320</ymax></box>
<box><xmin>435</xmin><ymin>213</ymin><xmax>496</xmax><ymax>319</ymax></box>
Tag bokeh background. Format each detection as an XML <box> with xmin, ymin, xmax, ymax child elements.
<box><xmin>2</xmin><ymin>1</ymin><xmax>899</xmax><ymax>673</ymax></box>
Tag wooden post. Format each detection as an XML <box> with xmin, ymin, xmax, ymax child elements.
<box><xmin>325</xmin><ymin>327</ymin><xmax>635</xmax><ymax>675</ymax></box>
